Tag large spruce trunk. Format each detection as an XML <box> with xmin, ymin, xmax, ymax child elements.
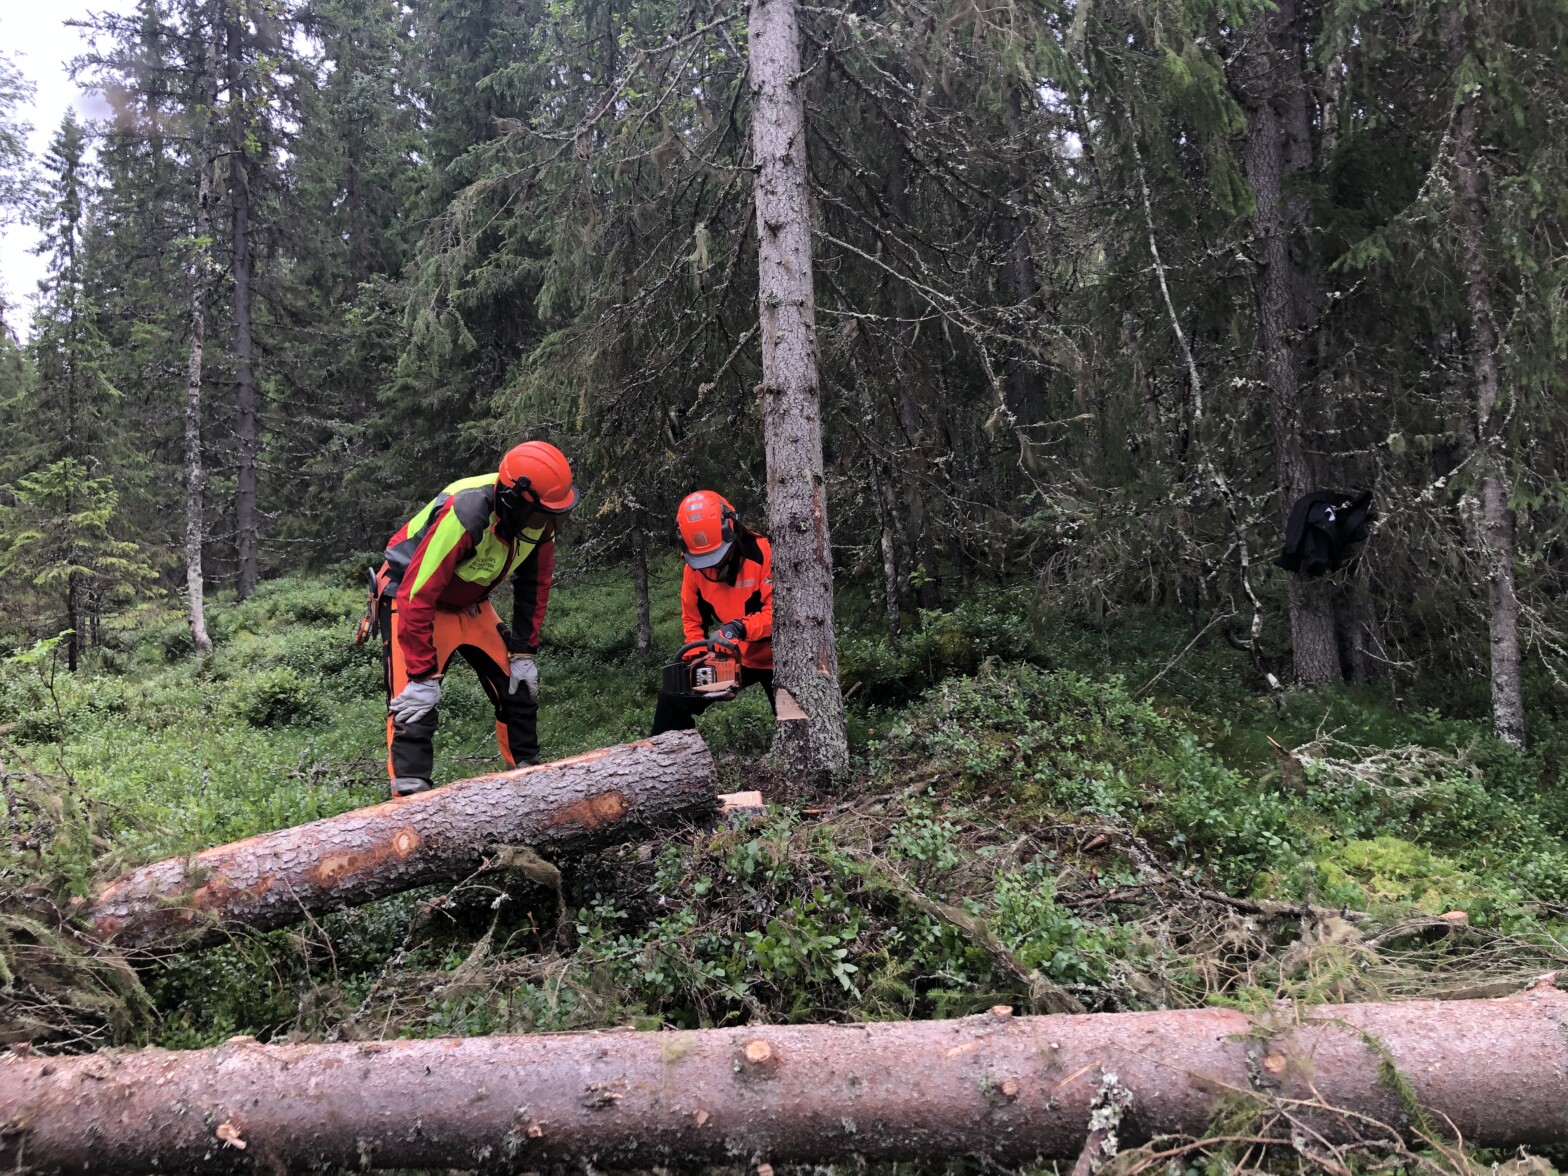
<box><xmin>226</xmin><ymin>3</ymin><xmax>259</xmax><ymax>600</ymax></box>
<box><xmin>1233</xmin><ymin>1</ymin><xmax>1340</xmax><ymax>687</ymax></box>
<box><xmin>7</xmin><ymin>990</ymin><xmax>1568</xmax><ymax>1172</ymax></box>
<box><xmin>749</xmin><ymin>0</ymin><xmax>849</xmax><ymax>778</ymax></box>
<box><xmin>86</xmin><ymin>732</ymin><xmax>718</xmax><ymax>951</ymax></box>
<box><xmin>1450</xmin><ymin>10</ymin><xmax>1525</xmax><ymax>748</ymax></box>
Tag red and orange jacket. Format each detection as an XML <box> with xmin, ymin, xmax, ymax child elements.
<box><xmin>381</xmin><ymin>473</ymin><xmax>554</xmax><ymax>679</ymax></box>
<box><xmin>681</xmin><ymin>529</ymin><xmax>774</xmax><ymax>670</ymax></box>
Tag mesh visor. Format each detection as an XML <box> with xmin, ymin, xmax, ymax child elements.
<box><xmin>682</xmin><ymin>539</ymin><xmax>732</xmax><ymax>570</ymax></box>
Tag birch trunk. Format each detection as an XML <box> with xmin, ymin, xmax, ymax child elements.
<box><xmin>749</xmin><ymin>0</ymin><xmax>848</xmax><ymax>779</ymax></box>
<box><xmin>86</xmin><ymin>732</ymin><xmax>717</xmax><ymax>951</ymax></box>
<box><xmin>630</xmin><ymin>513</ymin><xmax>653</xmax><ymax>655</ymax></box>
<box><xmin>1451</xmin><ymin>11</ymin><xmax>1525</xmax><ymax>748</ymax></box>
<box><xmin>7</xmin><ymin>989</ymin><xmax>1568</xmax><ymax>1172</ymax></box>
<box><xmin>185</xmin><ymin>40</ymin><xmax>217</xmax><ymax>656</ymax></box>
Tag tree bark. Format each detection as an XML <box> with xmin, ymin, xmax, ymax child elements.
<box><xmin>875</xmin><ymin>460</ymin><xmax>901</xmax><ymax>649</ymax></box>
<box><xmin>85</xmin><ymin>731</ymin><xmax>718</xmax><ymax>951</ymax></box>
<box><xmin>1000</xmin><ymin>86</ymin><xmax>1044</xmax><ymax>431</ymax></box>
<box><xmin>846</xmin><ymin>326</ymin><xmax>902</xmax><ymax>648</ymax></box>
<box><xmin>1450</xmin><ymin>10</ymin><xmax>1525</xmax><ymax>748</ymax></box>
<box><xmin>184</xmin><ymin>37</ymin><xmax>217</xmax><ymax>657</ymax></box>
<box><xmin>227</xmin><ymin>3</ymin><xmax>259</xmax><ymax>600</ymax></box>
<box><xmin>65</xmin><ymin>572</ymin><xmax>81</xmax><ymax>672</ymax></box>
<box><xmin>62</xmin><ymin>132</ymin><xmax>83</xmax><ymax>675</ymax></box>
<box><xmin>630</xmin><ymin>512</ymin><xmax>653</xmax><ymax>655</ymax></box>
<box><xmin>1233</xmin><ymin>2</ymin><xmax>1341</xmax><ymax>687</ymax></box>
<box><xmin>749</xmin><ymin>0</ymin><xmax>849</xmax><ymax>779</ymax></box>
<box><xmin>7</xmin><ymin>989</ymin><xmax>1568</xmax><ymax>1172</ymax></box>
<box><xmin>884</xmin><ymin>149</ymin><xmax>940</xmax><ymax>609</ymax></box>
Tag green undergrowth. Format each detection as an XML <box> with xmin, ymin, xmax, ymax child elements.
<box><xmin>4</xmin><ymin>567</ymin><xmax>1568</xmax><ymax>1065</ymax></box>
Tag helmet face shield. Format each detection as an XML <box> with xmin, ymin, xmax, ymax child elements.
<box><xmin>683</xmin><ymin>539</ymin><xmax>733</xmax><ymax>570</ymax></box>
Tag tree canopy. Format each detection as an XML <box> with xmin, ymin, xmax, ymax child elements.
<box><xmin>1</xmin><ymin>0</ymin><xmax>1566</xmax><ymax>744</ymax></box>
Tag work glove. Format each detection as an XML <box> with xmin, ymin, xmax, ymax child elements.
<box><xmin>717</xmin><ymin>620</ymin><xmax>747</xmax><ymax>643</ymax></box>
<box><xmin>508</xmin><ymin>654</ymin><xmax>539</xmax><ymax>701</ymax></box>
<box><xmin>390</xmin><ymin>677</ymin><xmax>441</xmax><ymax>726</ymax></box>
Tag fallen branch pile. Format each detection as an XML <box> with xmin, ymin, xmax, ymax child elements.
<box><xmin>85</xmin><ymin>731</ymin><xmax>718</xmax><ymax>951</ymax></box>
<box><xmin>4</xmin><ymin>987</ymin><xmax>1566</xmax><ymax>1172</ymax></box>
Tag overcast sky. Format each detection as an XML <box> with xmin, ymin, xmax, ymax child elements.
<box><xmin>2</xmin><ymin>3</ymin><xmax>134</xmax><ymax>330</ymax></box>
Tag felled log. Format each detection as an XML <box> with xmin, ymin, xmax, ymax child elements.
<box><xmin>6</xmin><ymin>988</ymin><xmax>1568</xmax><ymax>1173</ymax></box>
<box><xmin>85</xmin><ymin>731</ymin><xmax>717</xmax><ymax>951</ymax></box>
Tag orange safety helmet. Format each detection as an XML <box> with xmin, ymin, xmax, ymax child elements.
<box><xmin>497</xmin><ymin>441</ymin><xmax>578</xmax><ymax>514</ymax></box>
<box><xmin>676</xmin><ymin>490</ymin><xmax>739</xmax><ymax>570</ymax></box>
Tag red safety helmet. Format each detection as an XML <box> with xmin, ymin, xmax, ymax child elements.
<box><xmin>676</xmin><ymin>490</ymin><xmax>738</xmax><ymax>570</ymax></box>
<box><xmin>497</xmin><ymin>441</ymin><xmax>578</xmax><ymax>514</ymax></box>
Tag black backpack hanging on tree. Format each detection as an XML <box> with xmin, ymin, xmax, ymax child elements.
<box><xmin>1275</xmin><ymin>490</ymin><xmax>1376</xmax><ymax>577</ymax></box>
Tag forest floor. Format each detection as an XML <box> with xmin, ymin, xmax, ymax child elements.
<box><xmin>5</xmin><ymin>560</ymin><xmax>1568</xmax><ymax>1170</ymax></box>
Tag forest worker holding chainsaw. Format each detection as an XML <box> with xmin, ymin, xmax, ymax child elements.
<box><xmin>367</xmin><ymin>441</ymin><xmax>578</xmax><ymax>797</ymax></box>
<box><xmin>650</xmin><ymin>490</ymin><xmax>776</xmax><ymax>735</ymax></box>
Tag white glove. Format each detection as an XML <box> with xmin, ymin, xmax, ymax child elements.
<box><xmin>508</xmin><ymin>655</ymin><xmax>539</xmax><ymax>701</ymax></box>
<box><xmin>390</xmin><ymin>678</ymin><xmax>441</xmax><ymax>725</ymax></box>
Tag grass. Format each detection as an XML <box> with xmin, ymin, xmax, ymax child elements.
<box><xmin>5</xmin><ymin>560</ymin><xmax>1568</xmax><ymax>1075</ymax></box>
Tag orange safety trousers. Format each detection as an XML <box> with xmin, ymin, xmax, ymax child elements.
<box><xmin>380</xmin><ymin>598</ymin><xmax>538</xmax><ymax>783</ymax></box>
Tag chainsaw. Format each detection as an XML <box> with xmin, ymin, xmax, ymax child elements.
<box><xmin>661</xmin><ymin>638</ymin><xmax>741</xmax><ymax>702</ymax></box>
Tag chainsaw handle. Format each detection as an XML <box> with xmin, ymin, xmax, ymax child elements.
<box><xmin>676</xmin><ymin>638</ymin><xmax>741</xmax><ymax>661</ymax></box>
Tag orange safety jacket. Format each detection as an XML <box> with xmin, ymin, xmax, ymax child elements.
<box><xmin>380</xmin><ymin>473</ymin><xmax>555</xmax><ymax>679</ymax></box>
<box><xmin>681</xmin><ymin>529</ymin><xmax>774</xmax><ymax>669</ymax></box>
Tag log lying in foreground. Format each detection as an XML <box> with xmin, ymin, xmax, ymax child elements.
<box><xmin>86</xmin><ymin>731</ymin><xmax>718</xmax><ymax>951</ymax></box>
<box><xmin>6</xmin><ymin>988</ymin><xmax>1568</xmax><ymax>1173</ymax></box>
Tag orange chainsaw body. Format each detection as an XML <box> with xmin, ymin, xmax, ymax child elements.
<box><xmin>662</xmin><ymin>639</ymin><xmax>741</xmax><ymax>701</ymax></box>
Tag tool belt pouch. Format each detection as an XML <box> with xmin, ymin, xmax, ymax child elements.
<box><xmin>354</xmin><ymin>566</ymin><xmax>381</xmax><ymax>646</ymax></box>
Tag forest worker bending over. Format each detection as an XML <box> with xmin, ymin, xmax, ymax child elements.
<box><xmin>375</xmin><ymin>441</ymin><xmax>578</xmax><ymax>797</ymax></box>
<box><xmin>650</xmin><ymin>490</ymin><xmax>776</xmax><ymax>735</ymax></box>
